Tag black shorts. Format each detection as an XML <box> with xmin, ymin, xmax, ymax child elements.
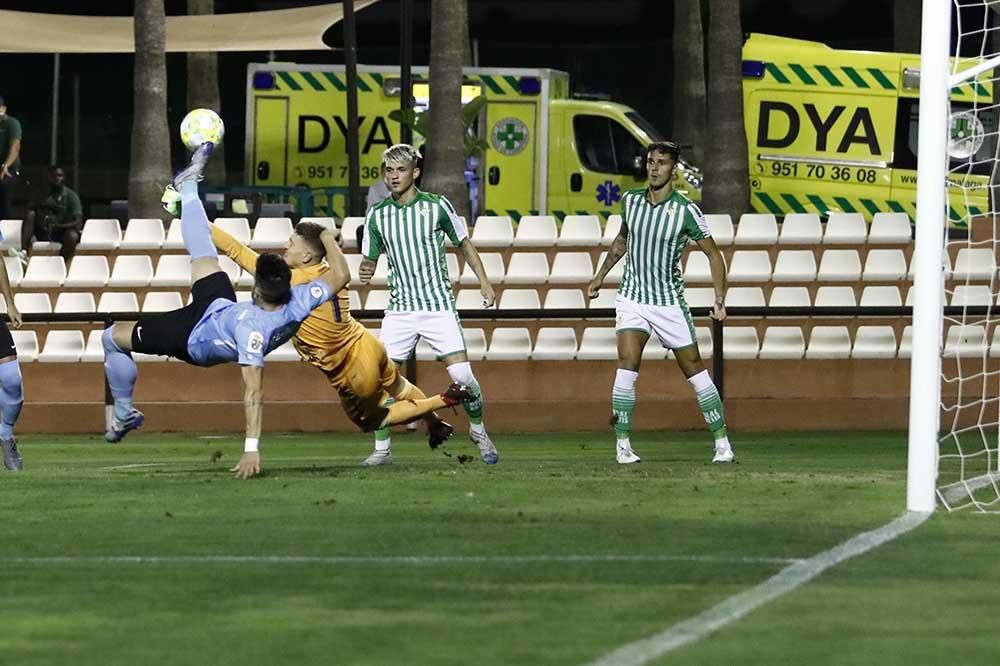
<box><xmin>35</xmin><ymin>225</ymin><xmax>79</xmax><ymax>243</ymax></box>
<box><xmin>0</xmin><ymin>321</ymin><xmax>15</xmax><ymax>359</ymax></box>
<box><xmin>131</xmin><ymin>271</ymin><xmax>236</xmax><ymax>363</ymax></box>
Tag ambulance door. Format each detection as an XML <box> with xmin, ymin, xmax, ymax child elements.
<box><xmin>564</xmin><ymin>113</ymin><xmax>645</xmax><ymax>216</ymax></box>
<box><xmin>483</xmin><ymin>101</ymin><xmax>537</xmax><ymax>215</ymax></box>
<box><xmin>252</xmin><ymin>97</ymin><xmax>289</xmax><ymax>186</ymax></box>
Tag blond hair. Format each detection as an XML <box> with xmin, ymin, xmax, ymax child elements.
<box><xmin>381</xmin><ymin>143</ymin><xmax>422</xmax><ymax>168</ymax></box>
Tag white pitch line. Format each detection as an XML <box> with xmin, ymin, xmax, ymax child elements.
<box><xmin>0</xmin><ymin>554</ymin><xmax>802</xmax><ymax>567</ymax></box>
<box><xmin>586</xmin><ymin>511</ymin><xmax>930</xmax><ymax>666</ymax></box>
<box><xmin>938</xmin><ymin>472</ymin><xmax>1000</xmax><ymax>509</ymax></box>
<box><xmin>100</xmin><ymin>463</ymin><xmax>173</xmax><ymax>471</ymax></box>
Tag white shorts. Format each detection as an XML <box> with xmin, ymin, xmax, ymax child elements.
<box><xmin>380</xmin><ymin>310</ymin><xmax>468</xmax><ymax>362</ymax></box>
<box><xmin>615</xmin><ymin>294</ymin><xmax>696</xmax><ymax>350</ymax></box>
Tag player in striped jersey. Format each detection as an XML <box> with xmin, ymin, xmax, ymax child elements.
<box><xmin>588</xmin><ymin>140</ymin><xmax>734</xmax><ymax>464</ymax></box>
<box><xmin>360</xmin><ymin>144</ymin><xmax>499</xmax><ymax>465</ymax></box>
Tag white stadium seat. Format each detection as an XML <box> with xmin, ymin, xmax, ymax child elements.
<box><xmin>214</xmin><ymin>218</ymin><xmax>251</xmax><ymax>245</ymax></box>
<box><xmin>347</xmin><ymin>291</ymin><xmax>361</xmax><ymax>310</ymax></box>
<box><xmin>544</xmin><ymin>289</ymin><xmax>586</xmax><ymax>310</ymax></box>
<box><xmin>38</xmin><ymin>330</ymin><xmax>85</xmax><ymax>362</ymax></box>
<box><xmin>471</xmin><ymin>216</ymin><xmax>514</xmax><ymax>247</ymax></box>
<box><xmin>446</xmin><ymin>253</ymin><xmax>461</xmax><ymax>283</ymax></box>
<box><xmin>772</xmin><ymin>250</ymin><xmax>817</xmax><ymax>282</ymax></box>
<box><xmin>163</xmin><ymin>218</ymin><xmax>184</xmax><ymax>250</ymax></box>
<box><xmin>824</xmin><ymin>213</ymin><xmax>867</xmax><ymax>244</ymax></box>
<box><xmin>725</xmin><ymin>287</ymin><xmax>765</xmax><ymax>307</ymax></box>
<box><xmin>868</xmin><ymin>212</ymin><xmax>912</xmax><ymax>244</ymax></box>
<box><xmin>236</xmin><ymin>291</ymin><xmax>253</xmax><ymax>302</ymax></box>
<box><xmin>684</xmin><ymin>287</ymin><xmax>716</xmax><ymax>308</ymax></box>
<box><xmin>11</xmin><ymin>330</ymin><xmax>39</xmax><ymax>362</ymax></box>
<box><xmin>513</xmin><ymin>215</ymin><xmax>558</xmax><ymax>247</ymax></box>
<box><xmin>641</xmin><ymin>334</ymin><xmax>668</xmax><ymax>361</ymax></box>
<box><xmin>64</xmin><ymin>255</ymin><xmax>109</xmax><ymax>288</ymax></box>
<box><xmin>365</xmin><ymin>290</ymin><xmax>390</xmax><ymax>310</ymax></box>
<box><xmin>14</xmin><ymin>293</ymin><xmax>52</xmax><ymax>313</ymax></box>
<box><xmin>460</xmin><ymin>252</ymin><xmax>505</xmax><ymax>285</ymax></box>
<box><xmin>852</xmin><ymin>326</ymin><xmax>898</xmax><ymax>359</ymax></box>
<box><xmin>120</xmin><ymin>219</ymin><xmax>165</xmax><ymax>250</ymax></box>
<box><xmin>142</xmin><ymin>292</ymin><xmax>184</xmax><ymax>312</ymax></box>
<box><xmin>806</xmin><ymin>325</ymin><xmax>852</xmax><ymax>359</ymax></box>
<box><xmin>769</xmin><ymin>286</ymin><xmax>811</xmax><ymax>307</ymax></box>
<box><xmin>21</xmin><ymin>256</ymin><xmax>66</xmax><ymax>288</ymax></box>
<box><xmin>723</xmin><ymin>326</ymin><xmax>759</xmax><ymax>359</ymax></box>
<box><xmin>299</xmin><ymin>217</ymin><xmax>337</xmax><ymax>232</ymax></box>
<box><xmin>498</xmin><ymin>288</ymin><xmax>541</xmax><ymax>310</ymax></box>
<box><xmin>485</xmin><ymin>328</ymin><xmax>532</xmax><ymax>360</ymax></box>
<box><xmin>463</xmin><ymin>328</ymin><xmax>488</xmax><ymax>361</ymax></box>
<box><xmin>990</xmin><ymin>327</ymin><xmax>1000</xmax><ymax>359</ymax></box>
<box><xmin>683</xmin><ymin>252</ymin><xmax>712</xmax><ymax>283</ymax></box>
<box><xmin>908</xmin><ymin>249</ymin><xmax>952</xmax><ymax>281</ymax></box>
<box><xmin>369</xmin><ymin>255</ymin><xmax>390</xmax><ymax>287</ymax></box>
<box><xmin>4</xmin><ymin>257</ymin><xmax>22</xmax><ymax>287</ymax></box>
<box><xmin>454</xmin><ymin>289</ymin><xmax>485</xmax><ymax>310</ymax></box>
<box><xmin>268</xmin><ymin>339</ymin><xmax>301</xmax><ymax>362</ymax></box>
<box><xmin>77</xmin><ymin>219</ymin><xmax>122</xmax><ymax>250</ymax></box>
<box><xmin>219</xmin><ymin>256</ymin><xmax>246</xmax><ymax>286</ymax></box>
<box><xmin>696</xmin><ymin>326</ymin><xmax>714</xmax><ymax>358</ymax></box>
<box><xmin>952</xmin><ymin>248</ymin><xmax>996</xmax><ymax>281</ymax></box>
<box><xmin>758</xmin><ymin>326</ymin><xmax>805</xmax><ymax>359</ymax></box>
<box><xmin>344</xmin><ymin>255</ymin><xmax>363</xmax><ymax>284</ymax></box>
<box><xmin>597</xmin><ymin>251</ymin><xmax>625</xmax><ymax>284</ymax></box>
<box><xmin>98</xmin><ymin>292</ymin><xmax>139</xmax><ymax>313</ymax></box>
<box><xmin>602</xmin><ymin>214</ymin><xmax>623</xmax><ymax>246</ymax></box>
<box><xmin>863</xmin><ymin>249</ymin><xmax>907</xmax><ymax>281</ymax></box>
<box><xmin>588</xmin><ymin>289</ymin><xmax>616</xmax><ymax>310</ymax></box>
<box><xmin>815</xmin><ymin>286</ymin><xmax>857</xmax><ymax>307</ymax></box>
<box><xmin>548</xmin><ymin>252</ymin><xmax>593</xmax><ymax>284</ymax></box>
<box><xmin>251</xmin><ymin>217</ymin><xmax>294</xmax><ymax>249</ymax></box>
<box><xmin>704</xmin><ymin>214</ymin><xmax>734</xmax><ymax>245</ymax></box>
<box><xmin>150</xmin><ymin>255</ymin><xmax>192</xmax><ymax>287</ymax></box>
<box><xmin>54</xmin><ymin>292</ymin><xmax>96</xmax><ymax>313</ymax></box>
<box><xmin>109</xmin><ymin>255</ymin><xmax>154</xmax><ymax>288</ymax></box>
<box><xmin>557</xmin><ymin>215</ymin><xmax>602</xmax><ymax>246</ymax></box>
<box><xmin>779</xmin><ymin>213</ymin><xmax>822</xmax><ymax>245</ymax></box>
<box><xmin>859</xmin><ymin>286</ymin><xmax>902</xmax><ymax>307</ymax></box>
<box><xmin>817</xmin><ymin>249</ymin><xmax>862</xmax><ymax>281</ymax></box>
<box><xmin>950</xmin><ymin>285</ymin><xmax>993</xmax><ymax>306</ymax></box>
<box><xmin>504</xmin><ymin>252</ymin><xmax>549</xmax><ymax>284</ymax></box>
<box><xmin>728</xmin><ymin>250</ymin><xmax>772</xmax><ymax>282</ymax></box>
<box><xmin>944</xmin><ymin>324</ymin><xmax>988</xmax><ymax>358</ymax></box>
<box><xmin>898</xmin><ymin>325</ymin><xmax>914</xmax><ymax>358</ymax></box>
<box><xmin>735</xmin><ymin>213</ymin><xmax>778</xmax><ymax>245</ymax></box>
<box><xmin>576</xmin><ymin>327</ymin><xmax>618</xmax><ymax>360</ymax></box>
<box><xmin>0</xmin><ymin>219</ymin><xmax>22</xmax><ymax>248</ymax></box>
<box><xmin>532</xmin><ymin>327</ymin><xmax>578</xmax><ymax>360</ymax></box>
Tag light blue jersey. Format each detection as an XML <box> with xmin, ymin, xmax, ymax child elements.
<box><xmin>186</xmin><ymin>280</ymin><xmax>333</xmax><ymax>367</ymax></box>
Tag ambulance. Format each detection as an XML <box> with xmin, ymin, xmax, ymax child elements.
<box><xmin>742</xmin><ymin>33</ymin><xmax>994</xmax><ymax>224</ymax></box>
<box><xmin>245</xmin><ymin>64</ymin><xmax>698</xmax><ymax>220</ymax></box>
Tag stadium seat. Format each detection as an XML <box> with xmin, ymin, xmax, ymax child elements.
<box><xmin>471</xmin><ymin>216</ymin><xmax>514</xmax><ymax>247</ymax></box>
<box><xmin>696</xmin><ymin>326</ymin><xmax>713</xmax><ymax>358</ymax></box>
<box><xmin>513</xmin><ymin>215</ymin><xmax>558</xmax><ymax>247</ymax></box>
<box><xmin>120</xmin><ymin>219</ymin><xmax>165</xmax><ymax>250</ymax></box>
<box><xmin>557</xmin><ymin>215</ymin><xmax>602</xmax><ymax>246</ymax></box>
<box><xmin>214</xmin><ymin>218</ymin><xmax>251</xmax><ymax>245</ymax></box>
<box><xmin>98</xmin><ymin>292</ymin><xmax>139</xmax><ymax>313</ymax></box>
<box><xmin>14</xmin><ymin>293</ymin><xmax>52</xmax><ymax>313</ymax></box>
<box><xmin>898</xmin><ymin>325</ymin><xmax>914</xmax><ymax>358</ymax></box>
<box><xmin>21</xmin><ymin>256</ymin><xmax>66</xmax><ymax>288</ymax></box>
<box><xmin>162</xmin><ymin>219</ymin><xmax>184</xmax><ymax>250</ymax></box>
<box><xmin>768</xmin><ymin>286</ymin><xmax>811</xmax><ymax>307</ymax></box>
<box><xmin>485</xmin><ymin>327</ymin><xmax>532</xmax><ymax>360</ymax></box>
<box><xmin>299</xmin><ymin>217</ymin><xmax>337</xmax><ymax>232</ymax></box>
<box><xmin>367</xmin><ymin>255</ymin><xmax>391</xmax><ymax>287</ymax></box>
<box><xmin>641</xmin><ymin>334</ymin><xmax>668</xmax><ymax>361</ymax></box>
<box><xmin>576</xmin><ymin>327</ymin><xmax>618</xmax><ymax>360</ymax></box>
<box><xmin>460</xmin><ymin>252</ymin><xmax>505</xmax><ymax>285</ymax></box>
<box><xmin>758</xmin><ymin>326</ymin><xmax>805</xmax><ymax>359</ymax></box>
<box><xmin>863</xmin><ymin>249</ymin><xmax>907</xmax><ymax>281</ymax></box>
<box><xmin>602</xmin><ymin>214</ymin><xmax>623</xmax><ymax>246</ymax></box>
<box><xmin>4</xmin><ymin>257</ymin><xmax>22</xmax><ymax>287</ymax></box>
<box><xmin>823</xmin><ymin>213</ymin><xmax>867</xmax><ymax>244</ymax></box>
<box><xmin>778</xmin><ymin>213</ymin><xmax>822</xmax><ymax>245</ymax></box>
<box><xmin>944</xmin><ymin>324</ymin><xmax>988</xmax><ymax>358</ymax></box>
<box><xmin>817</xmin><ymin>249</ymin><xmax>862</xmax><ymax>281</ymax></box>
<box><xmin>109</xmin><ymin>255</ymin><xmax>154</xmax><ymax>288</ymax></box>
<box><xmin>597</xmin><ymin>251</ymin><xmax>625</xmax><ymax>284</ymax></box>
<box><xmin>344</xmin><ymin>254</ymin><xmax>365</xmax><ymax>285</ymax></box>
<box><xmin>142</xmin><ymin>291</ymin><xmax>184</xmax><ymax>312</ymax></box>
<box><xmin>588</xmin><ymin>289</ymin><xmax>616</xmax><ymax>310</ymax></box>
<box><xmin>250</xmin><ymin>217</ymin><xmax>294</xmax><ymax>249</ymax></box>
<box><xmin>446</xmin><ymin>253</ymin><xmax>461</xmax><ymax>283</ymax></box>
<box><xmin>908</xmin><ymin>249</ymin><xmax>952</xmax><ymax>280</ymax></box>
<box><xmin>852</xmin><ymin>326</ymin><xmax>898</xmax><ymax>359</ymax></box>
<box><xmin>734</xmin><ymin>213</ymin><xmax>778</xmax><ymax>244</ymax></box>
<box><xmin>464</xmin><ymin>328</ymin><xmax>487</xmax><ymax>361</ymax></box>
<box><xmin>951</xmin><ymin>248</ymin><xmax>996</xmax><ymax>280</ymax></box>
<box><xmin>150</xmin><ymin>255</ymin><xmax>192</xmax><ymax>287</ymax></box>
<box><xmin>806</xmin><ymin>326</ymin><xmax>852</xmax><ymax>359</ymax></box>
<box><xmin>235</xmin><ymin>291</ymin><xmax>252</xmax><ymax>303</ymax></box>
<box><xmin>223</xmin><ymin>256</ymin><xmax>252</xmax><ymax>287</ymax></box>
<box><xmin>772</xmin><ymin>250</ymin><xmax>817</xmax><ymax>282</ymax></box>
<box><xmin>815</xmin><ymin>286</ymin><xmax>857</xmax><ymax>307</ymax></box>
<box><xmin>415</xmin><ymin>337</ymin><xmax>436</xmax><ymax>361</ymax></box>
<box><xmin>704</xmin><ymin>214</ymin><xmax>734</xmax><ymax>245</ymax></box>
<box><xmin>532</xmin><ymin>327</ymin><xmax>578</xmax><ymax>360</ymax></box>
<box><xmin>268</xmin><ymin>339</ymin><xmax>300</xmax><ymax>362</ymax></box>
<box><xmin>54</xmin><ymin>292</ymin><xmax>96</xmax><ymax>313</ymax></box>
<box><xmin>548</xmin><ymin>252</ymin><xmax>593</xmax><ymax>284</ymax></box>
<box><xmin>860</xmin><ymin>286</ymin><xmax>903</xmax><ymax>306</ymax></box>
<box><xmin>454</xmin><ymin>289</ymin><xmax>485</xmax><ymax>310</ymax></box>
<box><xmin>728</xmin><ymin>250</ymin><xmax>772</xmax><ymax>282</ymax></box>
<box><xmin>869</xmin><ymin>212</ymin><xmax>912</xmax><ymax>244</ymax></box>
<box><xmin>0</xmin><ymin>219</ymin><xmax>22</xmax><ymax>248</ymax></box>
<box><xmin>504</xmin><ymin>252</ymin><xmax>549</xmax><ymax>285</ymax></box>
<box><xmin>725</xmin><ymin>286</ymin><xmax>765</xmax><ymax>307</ymax></box>
<box><xmin>904</xmin><ymin>286</ymin><xmax>914</xmax><ymax>306</ymax></box>
<box><xmin>347</xmin><ymin>291</ymin><xmax>361</xmax><ymax>310</ymax></box>
<box><xmin>498</xmin><ymin>288</ymin><xmax>541</xmax><ymax>310</ymax></box>
<box><xmin>365</xmin><ymin>290</ymin><xmax>389</xmax><ymax>310</ymax></box>
<box><xmin>683</xmin><ymin>252</ymin><xmax>712</xmax><ymax>283</ymax></box>
<box><xmin>684</xmin><ymin>287</ymin><xmax>715</xmax><ymax>308</ymax></box>
<box><xmin>723</xmin><ymin>326</ymin><xmax>759</xmax><ymax>359</ymax></box>
<box><xmin>543</xmin><ymin>288</ymin><xmax>586</xmax><ymax>310</ymax></box>
<box><xmin>11</xmin><ymin>330</ymin><xmax>39</xmax><ymax>362</ymax></box>
<box><xmin>990</xmin><ymin>327</ymin><xmax>1000</xmax><ymax>359</ymax></box>
<box><xmin>38</xmin><ymin>330</ymin><xmax>85</xmax><ymax>362</ymax></box>
<box><xmin>77</xmin><ymin>219</ymin><xmax>122</xmax><ymax>250</ymax></box>
<box><xmin>64</xmin><ymin>255</ymin><xmax>110</xmax><ymax>288</ymax></box>
<box><xmin>950</xmin><ymin>284</ymin><xmax>993</xmax><ymax>306</ymax></box>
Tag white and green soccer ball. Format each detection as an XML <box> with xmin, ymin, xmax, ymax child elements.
<box><xmin>180</xmin><ymin>108</ymin><xmax>225</xmax><ymax>151</ymax></box>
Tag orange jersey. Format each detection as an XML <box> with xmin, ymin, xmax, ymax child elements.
<box><xmin>210</xmin><ymin>224</ymin><xmax>365</xmax><ymax>373</ymax></box>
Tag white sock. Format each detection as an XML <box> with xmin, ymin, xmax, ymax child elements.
<box><xmin>716</xmin><ymin>436</ymin><xmax>731</xmax><ymax>450</ymax></box>
<box><xmin>374</xmin><ymin>439</ymin><xmax>391</xmax><ymax>453</ymax></box>
<box><xmin>470</xmin><ymin>422</ymin><xmax>486</xmax><ymax>436</ymax></box>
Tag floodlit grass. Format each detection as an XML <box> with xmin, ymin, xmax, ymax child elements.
<box><xmin>0</xmin><ymin>431</ymin><xmax>993</xmax><ymax>665</ymax></box>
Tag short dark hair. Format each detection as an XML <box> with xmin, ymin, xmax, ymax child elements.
<box><xmin>294</xmin><ymin>221</ymin><xmax>327</xmax><ymax>259</ymax></box>
<box><xmin>646</xmin><ymin>140</ymin><xmax>680</xmax><ymax>162</ymax></box>
<box><xmin>255</xmin><ymin>253</ymin><xmax>292</xmax><ymax>305</ymax></box>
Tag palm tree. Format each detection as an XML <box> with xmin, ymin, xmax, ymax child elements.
<box><xmin>422</xmin><ymin>0</ymin><xmax>470</xmax><ymax>220</ymax></box>
<box><xmin>129</xmin><ymin>0</ymin><xmax>171</xmax><ymax>219</ymax></box>
<box><xmin>673</xmin><ymin>0</ymin><xmax>707</xmax><ymax>166</ymax></box>
<box><xmin>704</xmin><ymin>0</ymin><xmax>749</xmax><ymax>215</ymax></box>
<box><xmin>894</xmin><ymin>0</ymin><xmax>921</xmax><ymax>53</ymax></box>
<box><xmin>186</xmin><ymin>0</ymin><xmax>225</xmax><ymax>186</ymax></box>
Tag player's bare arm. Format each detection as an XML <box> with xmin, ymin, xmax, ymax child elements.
<box><xmin>232</xmin><ymin>364</ymin><xmax>264</xmax><ymax>479</ymax></box>
<box><xmin>589</xmin><ymin>222</ymin><xmax>628</xmax><ymax>299</ymax></box>
<box><xmin>459</xmin><ymin>239</ymin><xmax>495</xmax><ymax>307</ymax></box>
<box><xmin>697</xmin><ymin>236</ymin><xmax>727</xmax><ymax>321</ymax></box>
<box><xmin>318</xmin><ymin>229</ymin><xmax>351</xmax><ymax>292</ymax></box>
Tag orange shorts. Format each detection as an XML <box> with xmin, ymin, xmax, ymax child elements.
<box><xmin>320</xmin><ymin>329</ymin><xmax>399</xmax><ymax>431</ymax></box>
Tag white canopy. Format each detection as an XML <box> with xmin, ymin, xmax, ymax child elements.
<box><xmin>0</xmin><ymin>2</ymin><xmax>380</xmax><ymax>53</ymax></box>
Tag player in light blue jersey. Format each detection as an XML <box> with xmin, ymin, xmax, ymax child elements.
<box><xmin>101</xmin><ymin>143</ymin><xmax>349</xmax><ymax>479</ymax></box>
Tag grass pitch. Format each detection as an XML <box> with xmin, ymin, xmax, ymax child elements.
<box><xmin>0</xmin><ymin>430</ymin><xmax>994</xmax><ymax>665</ymax></box>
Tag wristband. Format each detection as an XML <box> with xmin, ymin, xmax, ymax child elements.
<box><xmin>244</xmin><ymin>437</ymin><xmax>259</xmax><ymax>453</ymax></box>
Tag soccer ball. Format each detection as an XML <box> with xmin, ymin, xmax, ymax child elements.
<box><xmin>180</xmin><ymin>108</ymin><xmax>225</xmax><ymax>151</ymax></box>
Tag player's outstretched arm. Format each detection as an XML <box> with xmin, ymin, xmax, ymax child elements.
<box><xmin>589</xmin><ymin>222</ymin><xmax>628</xmax><ymax>299</ymax></box>
<box><xmin>459</xmin><ymin>239</ymin><xmax>496</xmax><ymax>307</ymax></box>
<box><xmin>231</xmin><ymin>364</ymin><xmax>264</xmax><ymax>479</ymax></box>
<box><xmin>697</xmin><ymin>236</ymin><xmax>727</xmax><ymax>321</ymax></box>
<box><xmin>318</xmin><ymin>229</ymin><xmax>351</xmax><ymax>293</ymax></box>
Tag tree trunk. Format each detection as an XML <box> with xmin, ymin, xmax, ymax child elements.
<box><xmin>704</xmin><ymin>0</ymin><xmax>749</xmax><ymax>215</ymax></box>
<box><xmin>186</xmin><ymin>0</ymin><xmax>226</xmax><ymax>186</ymax></box>
<box><xmin>129</xmin><ymin>0</ymin><xmax>171</xmax><ymax>219</ymax></box>
<box><xmin>894</xmin><ymin>0</ymin><xmax>922</xmax><ymax>54</ymax></box>
<box><xmin>673</xmin><ymin>0</ymin><xmax>707</xmax><ymax>166</ymax></box>
<box><xmin>422</xmin><ymin>0</ymin><xmax>470</xmax><ymax>221</ymax></box>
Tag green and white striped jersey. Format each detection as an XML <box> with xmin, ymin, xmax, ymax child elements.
<box><xmin>362</xmin><ymin>190</ymin><xmax>468</xmax><ymax>312</ymax></box>
<box><xmin>618</xmin><ymin>188</ymin><xmax>710</xmax><ymax>306</ymax></box>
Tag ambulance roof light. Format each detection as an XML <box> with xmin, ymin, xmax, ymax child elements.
<box><xmin>742</xmin><ymin>60</ymin><xmax>765</xmax><ymax>78</ymax></box>
<box><xmin>252</xmin><ymin>71</ymin><xmax>276</xmax><ymax>90</ymax></box>
<box><xmin>519</xmin><ymin>77</ymin><xmax>541</xmax><ymax>95</ymax></box>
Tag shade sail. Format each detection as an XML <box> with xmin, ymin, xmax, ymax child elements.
<box><xmin>0</xmin><ymin>2</ymin><xmax>379</xmax><ymax>53</ymax></box>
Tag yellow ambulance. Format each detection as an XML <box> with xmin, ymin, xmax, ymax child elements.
<box><xmin>245</xmin><ymin>64</ymin><xmax>698</xmax><ymax>220</ymax></box>
<box><xmin>742</xmin><ymin>33</ymin><xmax>993</xmax><ymax>225</ymax></box>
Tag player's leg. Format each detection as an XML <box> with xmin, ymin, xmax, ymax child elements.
<box><xmin>612</xmin><ymin>294</ymin><xmax>650</xmax><ymax>464</ymax></box>
<box><xmin>386</xmin><ymin>373</ymin><xmax>454</xmax><ymax>449</ymax></box>
<box><xmin>0</xmin><ymin>322</ymin><xmax>24</xmax><ymax>470</ymax></box>
<box><xmin>102</xmin><ymin>322</ymin><xmax>144</xmax><ymax>442</ymax></box>
<box><xmin>366</xmin><ymin>313</ymin><xmax>419</xmax><ymax>462</ymax></box>
<box><xmin>173</xmin><ymin>143</ymin><xmax>222</xmax><ymax>283</ymax></box>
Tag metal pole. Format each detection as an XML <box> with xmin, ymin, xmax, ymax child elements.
<box><xmin>400</xmin><ymin>0</ymin><xmax>414</xmax><ymax>146</ymax></box>
<box><xmin>711</xmin><ymin>317</ymin><xmax>724</xmax><ymax>401</ymax></box>
<box><xmin>907</xmin><ymin>0</ymin><xmax>951</xmax><ymax>513</ymax></box>
<box><xmin>342</xmin><ymin>0</ymin><xmax>362</xmax><ymax>217</ymax></box>
<box><xmin>50</xmin><ymin>54</ymin><xmax>60</xmax><ymax>165</ymax></box>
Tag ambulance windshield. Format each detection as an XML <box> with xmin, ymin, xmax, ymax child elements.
<box><xmin>626</xmin><ymin>112</ymin><xmax>665</xmax><ymax>143</ymax></box>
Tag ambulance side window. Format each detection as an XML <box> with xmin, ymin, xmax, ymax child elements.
<box><xmin>573</xmin><ymin>115</ymin><xmax>643</xmax><ymax>175</ymax></box>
